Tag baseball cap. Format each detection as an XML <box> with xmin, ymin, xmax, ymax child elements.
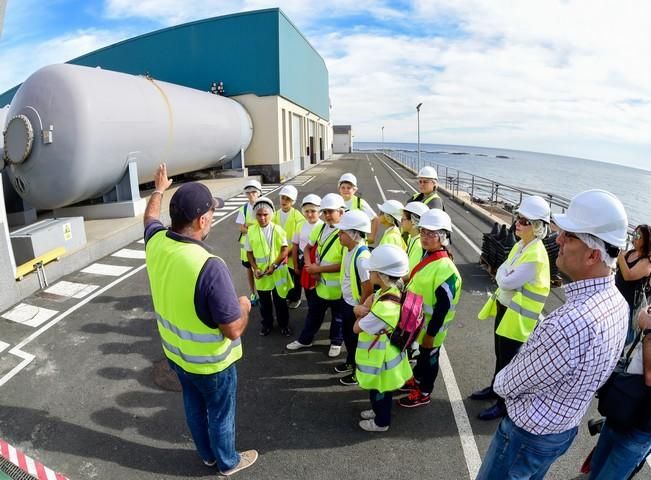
<box><xmin>169</xmin><ymin>183</ymin><xmax>224</xmax><ymax>223</ymax></box>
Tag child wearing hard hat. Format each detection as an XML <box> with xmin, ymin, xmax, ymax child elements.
<box><xmin>401</xmin><ymin>202</ymin><xmax>430</xmax><ymax>272</ymax></box>
<box><xmin>287</xmin><ymin>193</ymin><xmax>346</xmax><ymax>358</ymax></box>
<box><xmin>236</xmin><ymin>179</ymin><xmax>263</xmax><ymax>305</ymax></box>
<box><xmin>408</xmin><ymin>166</ymin><xmax>443</xmax><ymax>210</ymax></box>
<box><xmin>338</xmin><ymin>173</ymin><xmax>380</xmax><ymax>245</ymax></box>
<box><xmin>377</xmin><ymin>199</ymin><xmax>407</xmax><ymax>250</ymax></box>
<box><xmin>245</xmin><ymin>197</ymin><xmax>294</xmax><ymax>336</ymax></box>
<box><xmin>399</xmin><ymin>209</ymin><xmax>462</xmax><ymax>408</ymax></box>
<box><xmin>293</xmin><ymin>194</ymin><xmax>323</xmax><ymax>295</ymax></box>
<box><xmin>333</xmin><ymin>210</ymin><xmax>373</xmax><ymax>386</ymax></box>
<box><xmin>273</xmin><ymin>185</ymin><xmax>305</xmax><ymax>309</ymax></box>
<box><xmin>353</xmin><ymin>244</ymin><xmax>413</xmax><ymax>432</ymax></box>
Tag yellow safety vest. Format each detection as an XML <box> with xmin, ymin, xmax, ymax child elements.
<box><xmin>478</xmin><ymin>239</ymin><xmax>550</xmax><ymax>342</ymax></box>
<box><xmin>272</xmin><ymin>208</ymin><xmax>305</xmax><ymax>270</ymax></box>
<box><xmin>411</xmin><ymin>191</ymin><xmax>441</xmax><ymax>207</ymax></box>
<box><xmin>238</xmin><ymin>203</ymin><xmax>256</xmax><ymax>262</ymax></box>
<box><xmin>309</xmin><ymin>224</ymin><xmax>344</xmax><ymax>300</ymax></box>
<box><xmin>379</xmin><ymin>226</ymin><xmax>407</xmax><ymax>250</ymax></box>
<box><xmin>340</xmin><ymin>243</ymin><xmax>371</xmax><ymax>304</ymax></box>
<box><xmin>407</xmin><ymin>234</ymin><xmax>423</xmax><ymax>272</ymax></box>
<box><xmin>407</xmin><ymin>255</ymin><xmax>462</xmax><ymax>346</ymax></box>
<box><xmin>146</xmin><ymin>231</ymin><xmax>242</xmax><ymax>375</ymax></box>
<box><xmin>247</xmin><ymin>223</ymin><xmax>294</xmax><ymax>298</ymax></box>
<box><xmin>355</xmin><ymin>287</ymin><xmax>413</xmax><ymax>392</ymax></box>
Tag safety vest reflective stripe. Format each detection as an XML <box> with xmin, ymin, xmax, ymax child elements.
<box><xmin>157</xmin><ymin>313</ymin><xmax>224</xmax><ymax>343</ymax></box>
<box><xmin>519</xmin><ymin>287</ymin><xmax>548</xmax><ymax>303</ymax></box>
<box><xmin>356</xmin><ymin>352</ymin><xmax>407</xmax><ymax>375</ymax></box>
<box><xmin>507</xmin><ymin>300</ymin><xmax>541</xmax><ymax>320</ymax></box>
<box><xmin>309</xmin><ymin>225</ymin><xmax>344</xmax><ymax>300</ymax></box>
<box><xmin>357</xmin><ymin>340</ymin><xmax>387</xmax><ymax>350</ymax></box>
<box><xmin>320</xmin><ymin>278</ymin><xmax>341</xmax><ymax>287</ymax></box>
<box><xmin>161</xmin><ymin>337</ymin><xmax>241</xmax><ymax>365</ymax></box>
<box><xmin>255</xmin><ymin>256</ymin><xmax>270</xmax><ymax>264</ymax></box>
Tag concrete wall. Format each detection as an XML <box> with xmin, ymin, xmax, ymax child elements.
<box><xmin>333</xmin><ymin>132</ymin><xmax>352</xmax><ymax>153</ymax></box>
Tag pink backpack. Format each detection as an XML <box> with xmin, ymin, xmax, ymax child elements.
<box><xmin>381</xmin><ymin>291</ymin><xmax>425</xmax><ymax>352</ymax></box>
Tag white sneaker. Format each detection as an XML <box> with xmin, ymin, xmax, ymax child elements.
<box><xmin>219</xmin><ymin>450</ymin><xmax>258</xmax><ymax>476</ymax></box>
<box><xmin>360</xmin><ymin>409</ymin><xmax>376</xmax><ymax>420</ymax></box>
<box><xmin>328</xmin><ymin>344</ymin><xmax>342</xmax><ymax>358</ymax></box>
<box><xmin>286</xmin><ymin>340</ymin><xmax>312</xmax><ymax>351</ymax></box>
<box><xmin>358</xmin><ymin>419</ymin><xmax>389</xmax><ymax>432</ymax></box>
<box><xmin>287</xmin><ymin>299</ymin><xmax>302</xmax><ymax>309</ymax></box>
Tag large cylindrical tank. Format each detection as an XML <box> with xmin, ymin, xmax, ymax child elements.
<box><xmin>2</xmin><ymin>64</ymin><xmax>253</xmax><ymax>209</ymax></box>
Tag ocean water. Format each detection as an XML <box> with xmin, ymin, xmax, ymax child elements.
<box><xmin>355</xmin><ymin>142</ymin><xmax>651</xmax><ymax>228</ymax></box>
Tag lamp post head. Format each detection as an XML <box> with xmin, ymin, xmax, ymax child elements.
<box><xmin>416</xmin><ymin>102</ymin><xmax>423</xmax><ymax>111</ymax></box>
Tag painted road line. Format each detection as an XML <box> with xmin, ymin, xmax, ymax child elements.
<box><xmin>372</xmin><ymin>152</ymin><xmax>481</xmax><ymax>479</ymax></box>
<box><xmin>0</xmin><ymin>341</ymin><xmax>8</xmax><ymax>354</ymax></box>
<box><xmin>374</xmin><ymin>176</ymin><xmax>386</xmax><ymax>202</ymax></box>
<box><xmin>224</xmin><ymin>200</ymin><xmax>248</xmax><ymax>205</ymax></box>
<box><xmin>213</xmin><ymin>211</ymin><xmax>230</xmax><ymax>217</ymax></box>
<box><xmin>44</xmin><ymin>281</ymin><xmax>99</xmax><ymax>299</ymax></box>
<box><xmin>374</xmin><ymin>154</ymin><xmax>483</xmax><ymax>255</ymax></box>
<box><xmin>0</xmin><ymin>438</ymin><xmax>70</xmax><ymax>480</ymax></box>
<box><xmin>2</xmin><ymin>303</ymin><xmax>59</xmax><ymax>328</ymax></box>
<box><xmin>111</xmin><ymin>248</ymin><xmax>146</xmax><ymax>260</ymax></box>
<box><xmin>212</xmin><ymin>183</ymin><xmax>284</xmax><ymax>227</ymax></box>
<box><xmin>219</xmin><ymin>206</ymin><xmax>238</xmax><ymax>211</ymax></box>
<box><xmin>81</xmin><ymin>263</ymin><xmax>133</xmax><ymax>277</ymax></box>
<box><xmin>136</xmin><ymin>239</ymin><xmax>145</xmax><ymax>244</ymax></box>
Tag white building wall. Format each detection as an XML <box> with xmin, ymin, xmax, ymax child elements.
<box><xmin>333</xmin><ymin>132</ymin><xmax>352</xmax><ymax>153</ymax></box>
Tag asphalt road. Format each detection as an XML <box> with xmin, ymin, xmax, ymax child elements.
<box><xmin>0</xmin><ymin>153</ymin><xmax>647</xmax><ymax>479</ymax></box>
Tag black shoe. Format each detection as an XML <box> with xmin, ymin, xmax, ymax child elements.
<box><xmin>339</xmin><ymin>373</ymin><xmax>358</xmax><ymax>386</ymax></box>
<box><xmin>470</xmin><ymin>386</ymin><xmax>498</xmax><ymax>401</ymax></box>
<box><xmin>280</xmin><ymin>327</ymin><xmax>293</xmax><ymax>337</ymax></box>
<box><xmin>259</xmin><ymin>327</ymin><xmax>272</xmax><ymax>336</ymax></box>
<box><xmin>334</xmin><ymin>362</ymin><xmax>353</xmax><ymax>373</ymax></box>
<box><xmin>478</xmin><ymin>403</ymin><xmax>506</xmax><ymax>421</ymax></box>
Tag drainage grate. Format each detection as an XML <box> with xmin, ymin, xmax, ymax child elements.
<box><xmin>0</xmin><ymin>457</ymin><xmax>38</xmax><ymax>480</ymax></box>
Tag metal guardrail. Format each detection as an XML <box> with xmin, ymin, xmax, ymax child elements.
<box><xmin>374</xmin><ymin>149</ymin><xmax>637</xmax><ymax>241</ymax></box>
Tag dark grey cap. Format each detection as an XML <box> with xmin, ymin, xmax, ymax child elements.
<box><xmin>169</xmin><ymin>183</ymin><xmax>224</xmax><ymax>223</ymax></box>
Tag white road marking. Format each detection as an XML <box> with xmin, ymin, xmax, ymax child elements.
<box><xmin>136</xmin><ymin>239</ymin><xmax>145</xmax><ymax>244</ymax></box>
<box><xmin>44</xmin><ymin>281</ymin><xmax>99</xmax><ymax>299</ymax></box>
<box><xmin>219</xmin><ymin>206</ymin><xmax>238</xmax><ymax>211</ymax></box>
<box><xmin>81</xmin><ymin>263</ymin><xmax>133</xmax><ymax>277</ymax></box>
<box><xmin>224</xmin><ymin>200</ymin><xmax>248</xmax><ymax>205</ymax></box>
<box><xmin>374</xmin><ymin>152</ymin><xmax>482</xmax><ymax>478</ymax></box>
<box><xmin>25</xmin><ymin>456</ymin><xmax>37</xmax><ymax>475</ymax></box>
<box><xmin>8</xmin><ymin>444</ymin><xmax>18</xmax><ymax>466</ymax></box>
<box><xmin>211</xmin><ymin>184</ymin><xmax>285</xmax><ymax>227</ymax></box>
<box><xmin>374</xmin><ymin>176</ymin><xmax>386</xmax><ymax>201</ymax></box>
<box><xmin>213</xmin><ymin>211</ymin><xmax>230</xmax><ymax>217</ymax></box>
<box><xmin>0</xmin><ymin>341</ymin><xmax>9</xmax><ymax>353</ymax></box>
<box><xmin>2</xmin><ymin>303</ymin><xmax>59</xmax><ymax>328</ymax></box>
<box><xmin>111</xmin><ymin>248</ymin><xmax>146</xmax><ymax>260</ymax></box>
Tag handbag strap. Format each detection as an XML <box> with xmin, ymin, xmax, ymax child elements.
<box><xmin>624</xmin><ymin>330</ymin><xmax>644</xmax><ymax>366</ymax></box>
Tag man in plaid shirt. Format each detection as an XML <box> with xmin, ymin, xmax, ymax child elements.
<box><xmin>477</xmin><ymin>190</ymin><xmax>630</xmax><ymax>480</ymax></box>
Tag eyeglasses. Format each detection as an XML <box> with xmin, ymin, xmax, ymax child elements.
<box><xmin>633</xmin><ymin>231</ymin><xmax>642</xmax><ymax>239</ymax></box>
<box><xmin>515</xmin><ymin>216</ymin><xmax>531</xmax><ymax>226</ymax></box>
<box><xmin>418</xmin><ymin>179</ymin><xmax>433</xmax><ymax>184</ymax></box>
<box><xmin>419</xmin><ymin>228</ymin><xmax>441</xmax><ymax>238</ymax></box>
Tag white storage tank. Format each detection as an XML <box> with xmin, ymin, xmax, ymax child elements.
<box><xmin>2</xmin><ymin>64</ymin><xmax>253</xmax><ymax>209</ymax></box>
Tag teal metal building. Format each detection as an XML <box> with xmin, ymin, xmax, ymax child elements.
<box><xmin>0</xmin><ymin>8</ymin><xmax>332</xmax><ymax>181</ymax></box>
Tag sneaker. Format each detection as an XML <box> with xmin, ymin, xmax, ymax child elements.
<box><xmin>287</xmin><ymin>299</ymin><xmax>302</xmax><ymax>309</ymax></box>
<box><xmin>249</xmin><ymin>293</ymin><xmax>259</xmax><ymax>306</ymax></box>
<box><xmin>328</xmin><ymin>344</ymin><xmax>342</xmax><ymax>358</ymax></box>
<box><xmin>203</xmin><ymin>459</ymin><xmax>217</xmax><ymax>467</ymax></box>
<box><xmin>478</xmin><ymin>402</ymin><xmax>506</xmax><ymax>421</ymax></box>
<box><xmin>334</xmin><ymin>362</ymin><xmax>353</xmax><ymax>373</ymax></box>
<box><xmin>360</xmin><ymin>409</ymin><xmax>376</xmax><ymax>420</ymax></box>
<box><xmin>398</xmin><ymin>389</ymin><xmax>431</xmax><ymax>408</ymax></box>
<box><xmin>339</xmin><ymin>373</ymin><xmax>357</xmax><ymax>386</ymax></box>
<box><xmin>219</xmin><ymin>450</ymin><xmax>259</xmax><ymax>476</ymax></box>
<box><xmin>470</xmin><ymin>386</ymin><xmax>498</xmax><ymax>401</ymax></box>
<box><xmin>358</xmin><ymin>419</ymin><xmax>389</xmax><ymax>432</ymax></box>
<box><xmin>259</xmin><ymin>327</ymin><xmax>271</xmax><ymax>336</ymax></box>
<box><xmin>398</xmin><ymin>377</ymin><xmax>419</xmax><ymax>393</ymax></box>
<box><xmin>280</xmin><ymin>327</ymin><xmax>293</xmax><ymax>337</ymax></box>
<box><xmin>286</xmin><ymin>340</ymin><xmax>312</xmax><ymax>351</ymax></box>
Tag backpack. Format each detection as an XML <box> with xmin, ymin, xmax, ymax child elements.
<box><xmin>379</xmin><ymin>290</ymin><xmax>425</xmax><ymax>352</ymax></box>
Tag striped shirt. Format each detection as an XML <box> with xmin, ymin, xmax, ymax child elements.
<box><xmin>494</xmin><ymin>276</ymin><xmax>628</xmax><ymax>435</ymax></box>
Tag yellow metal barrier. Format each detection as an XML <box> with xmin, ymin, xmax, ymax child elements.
<box><xmin>15</xmin><ymin>247</ymin><xmax>66</xmax><ymax>281</ymax></box>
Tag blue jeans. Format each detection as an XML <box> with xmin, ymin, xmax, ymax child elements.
<box><xmin>476</xmin><ymin>416</ymin><xmax>577</xmax><ymax>480</ymax></box>
<box><xmin>168</xmin><ymin>361</ymin><xmax>240</xmax><ymax>471</ymax></box>
<box><xmin>589</xmin><ymin>422</ymin><xmax>651</xmax><ymax>479</ymax></box>
<box><xmin>370</xmin><ymin>390</ymin><xmax>393</xmax><ymax>427</ymax></box>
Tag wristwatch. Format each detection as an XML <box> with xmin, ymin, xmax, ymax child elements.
<box><xmin>272</xmin><ymin>263</ymin><xmax>279</xmax><ymax>270</ymax></box>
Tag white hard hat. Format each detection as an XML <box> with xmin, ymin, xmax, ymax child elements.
<box><xmin>419</xmin><ymin>209</ymin><xmax>452</xmax><ymax>232</ymax></box>
<box><xmin>335</xmin><ymin>210</ymin><xmax>372</xmax><ymax>233</ymax></box>
<box><xmin>362</xmin><ymin>244</ymin><xmax>410</xmax><ymax>277</ymax></box>
<box><xmin>320</xmin><ymin>193</ymin><xmax>346</xmax><ymax>211</ymax></box>
<box><xmin>516</xmin><ymin>195</ymin><xmax>550</xmax><ymax>223</ymax></box>
<box><xmin>301</xmin><ymin>194</ymin><xmax>321</xmax><ymax>208</ymax></box>
<box><xmin>552</xmin><ymin>189</ymin><xmax>628</xmax><ymax>248</ymax></box>
<box><xmin>404</xmin><ymin>201</ymin><xmax>429</xmax><ymax>218</ymax></box>
<box><xmin>338</xmin><ymin>173</ymin><xmax>358</xmax><ymax>187</ymax></box>
<box><xmin>253</xmin><ymin>196</ymin><xmax>275</xmax><ymax>211</ymax></box>
<box><xmin>418</xmin><ymin>166</ymin><xmax>438</xmax><ymax>180</ymax></box>
<box><xmin>377</xmin><ymin>199</ymin><xmax>404</xmax><ymax>222</ymax></box>
<box><xmin>244</xmin><ymin>179</ymin><xmax>262</xmax><ymax>192</ymax></box>
<box><xmin>279</xmin><ymin>185</ymin><xmax>298</xmax><ymax>201</ymax></box>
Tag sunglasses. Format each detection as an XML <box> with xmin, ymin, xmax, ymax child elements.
<box><xmin>516</xmin><ymin>216</ymin><xmax>531</xmax><ymax>226</ymax></box>
<box><xmin>634</xmin><ymin>231</ymin><xmax>642</xmax><ymax>239</ymax></box>
<box><xmin>419</xmin><ymin>228</ymin><xmax>441</xmax><ymax>238</ymax></box>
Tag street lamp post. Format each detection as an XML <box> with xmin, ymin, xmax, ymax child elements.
<box><xmin>381</xmin><ymin>126</ymin><xmax>384</xmax><ymax>154</ymax></box>
<box><xmin>416</xmin><ymin>103</ymin><xmax>423</xmax><ymax>172</ymax></box>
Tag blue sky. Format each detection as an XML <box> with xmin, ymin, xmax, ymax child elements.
<box><xmin>1</xmin><ymin>0</ymin><xmax>650</xmax><ymax>170</ymax></box>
